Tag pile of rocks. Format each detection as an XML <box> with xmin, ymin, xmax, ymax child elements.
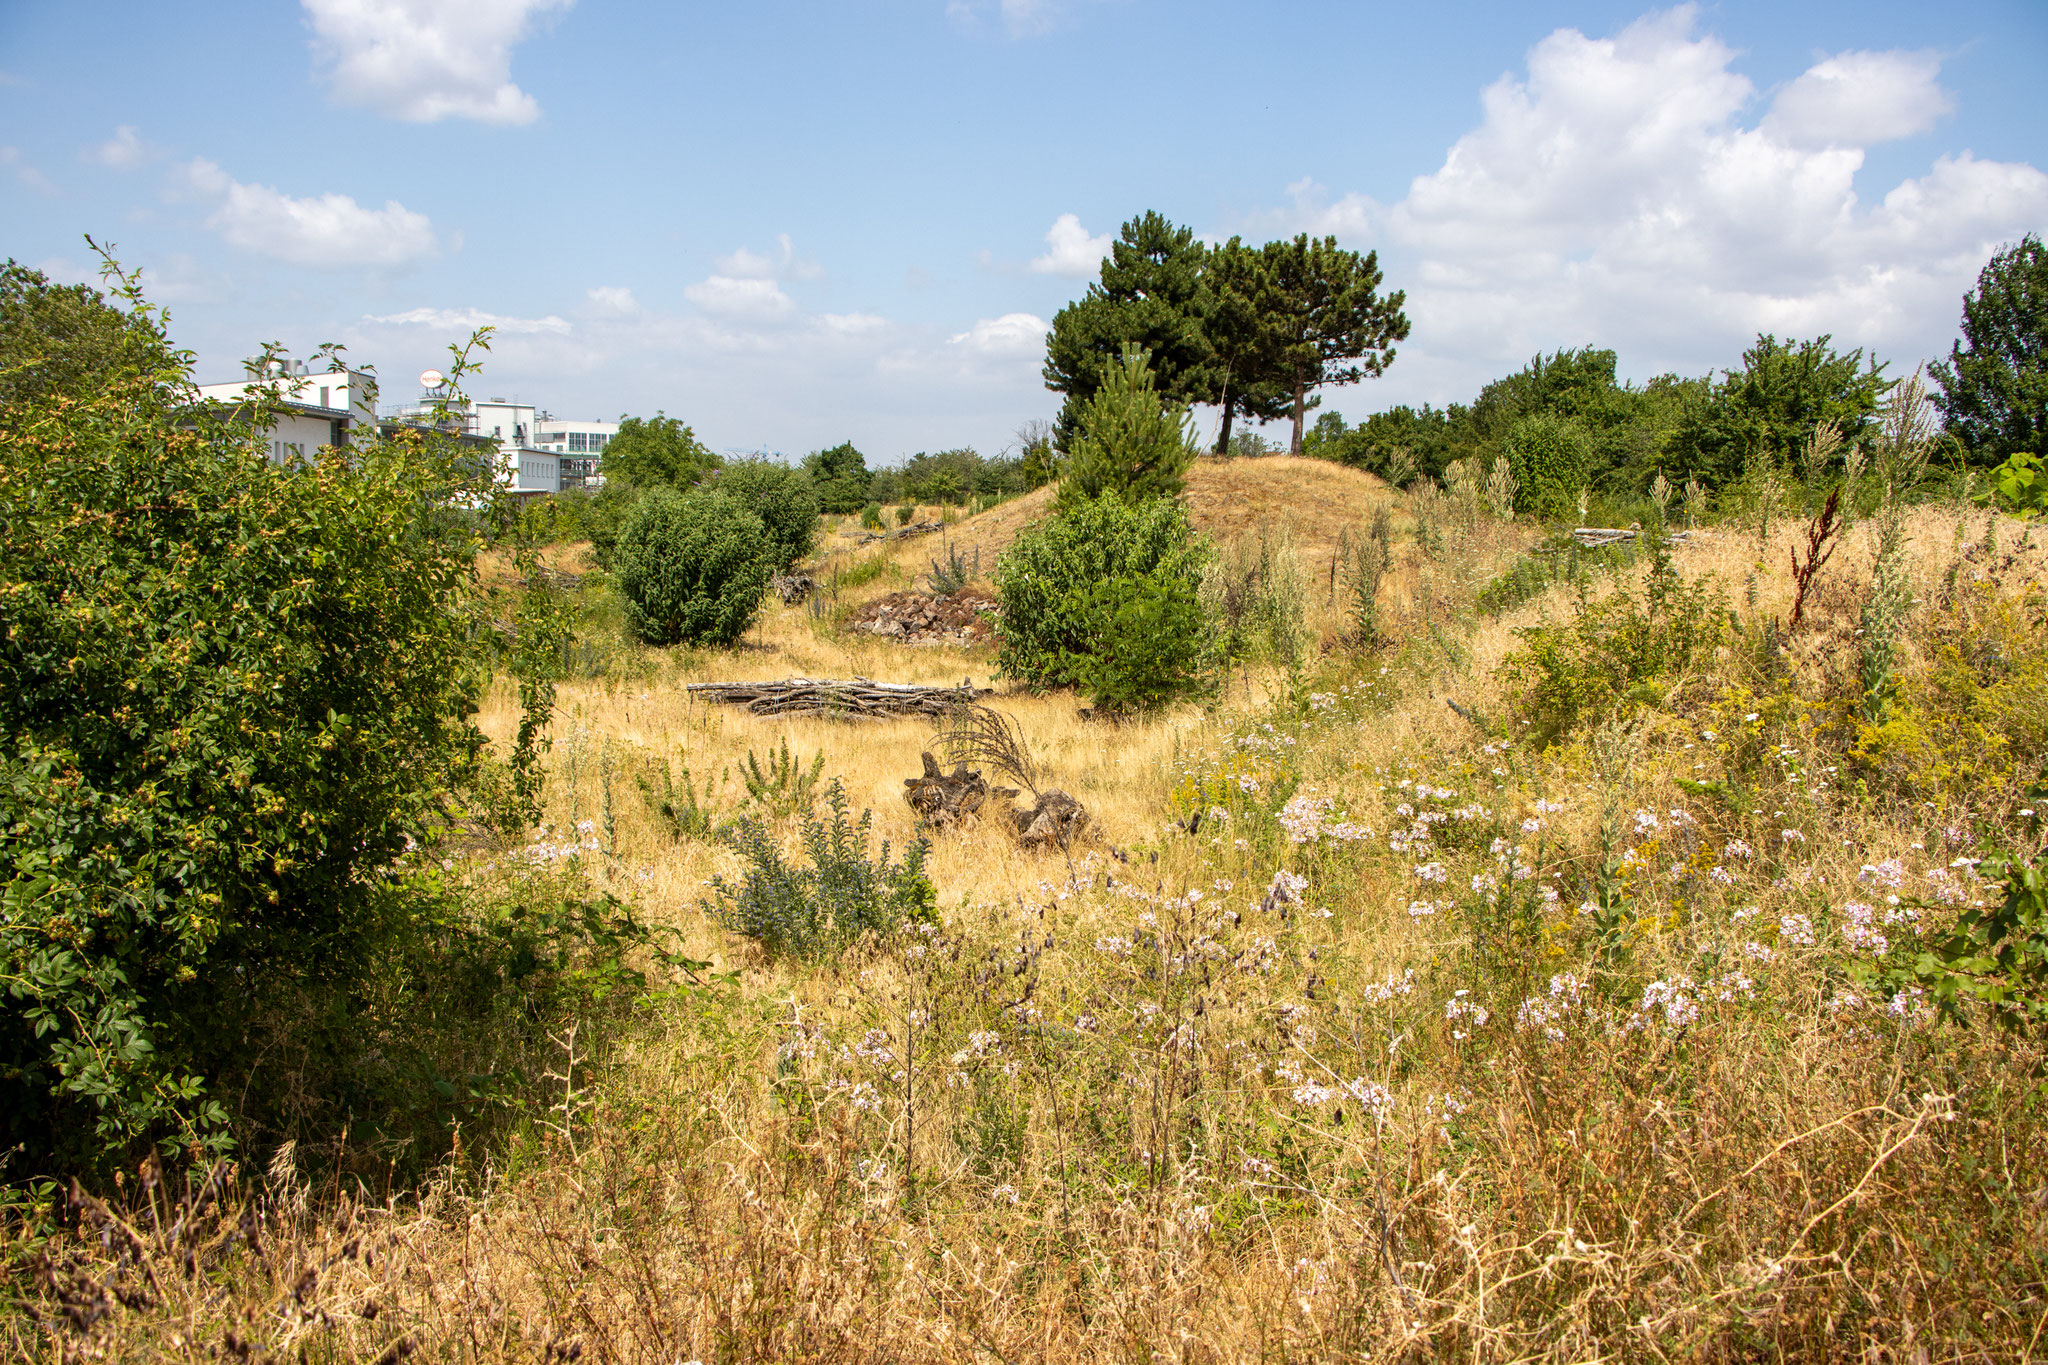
<box><xmin>850</xmin><ymin>589</ymin><xmax>999</xmax><ymax>645</ymax></box>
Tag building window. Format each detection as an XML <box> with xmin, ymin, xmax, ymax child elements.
<box><xmin>568</xmin><ymin>432</ymin><xmax>588</xmax><ymax>452</ymax></box>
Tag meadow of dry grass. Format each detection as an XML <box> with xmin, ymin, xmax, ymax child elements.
<box><xmin>14</xmin><ymin>469</ymin><xmax>2048</xmax><ymax>1362</ymax></box>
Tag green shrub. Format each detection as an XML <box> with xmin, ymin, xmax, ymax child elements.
<box><xmin>702</xmin><ymin>781</ymin><xmax>935</xmax><ymax>958</ymax></box>
<box><xmin>1067</xmin><ymin>572</ymin><xmax>1214</xmax><ymax>714</ymax></box>
<box><xmin>859</xmin><ymin>502</ymin><xmax>884</xmax><ymax>530</ymax></box>
<box><xmin>1056</xmin><ymin>344</ymin><xmax>1198</xmax><ymax>509</ymax></box>
<box><xmin>1498</xmin><ymin>530</ymin><xmax>1727</xmax><ymax>745</ymax></box>
<box><xmin>994</xmin><ymin>493</ymin><xmax>1215</xmax><ymax>704</ymax></box>
<box><xmin>896</xmin><ymin>504</ymin><xmax>916</xmax><ymax>527</ymax></box>
<box><xmin>709</xmin><ymin>458</ymin><xmax>818</xmax><ymax>569</ymax></box>
<box><xmin>613</xmin><ymin>487</ymin><xmax>774</xmax><ymax>646</ymax></box>
<box><xmin>1503</xmin><ymin>413</ymin><xmax>1589</xmax><ymax>521</ymax></box>
<box><xmin>0</xmin><ymin>276</ymin><xmax>513</xmax><ymax>1167</ymax></box>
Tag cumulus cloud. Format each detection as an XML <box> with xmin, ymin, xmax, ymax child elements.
<box><xmin>90</xmin><ymin>125</ymin><xmax>146</xmax><ymax>170</ymax></box>
<box><xmin>1363</xmin><ymin>6</ymin><xmax>2048</xmax><ymax>390</ymax></box>
<box><xmin>1029</xmin><ymin>214</ymin><xmax>1111</xmax><ymax>277</ymax></box>
<box><xmin>303</xmin><ymin>0</ymin><xmax>569</xmax><ymax>125</ymax></box>
<box><xmin>180</xmin><ymin>158</ymin><xmax>438</xmax><ymax>269</ymax></box>
<box><xmin>363</xmin><ymin>305</ymin><xmax>570</xmax><ymax>334</ymax></box>
<box><xmin>585</xmin><ymin>285</ymin><xmax>638</xmax><ymax>314</ymax></box>
<box><xmin>684</xmin><ymin>274</ymin><xmax>795</xmax><ymax>322</ymax></box>
<box><xmin>949</xmin><ymin>312</ymin><xmax>1048</xmax><ymax>356</ymax></box>
<box><xmin>715</xmin><ymin>234</ymin><xmax>824</xmax><ymax>282</ymax></box>
<box><xmin>682</xmin><ymin>236</ymin><xmax>826</xmax><ymax>322</ymax></box>
<box><xmin>1226</xmin><ymin>178</ymin><xmax>1381</xmax><ymax>247</ymax></box>
<box><xmin>1763</xmin><ymin>50</ymin><xmax>1953</xmax><ymax>149</ymax></box>
<box><xmin>1</xmin><ymin>147</ymin><xmax>57</xmax><ymax>196</ymax></box>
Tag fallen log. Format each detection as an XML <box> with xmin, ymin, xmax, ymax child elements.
<box><xmin>1570</xmin><ymin>526</ymin><xmax>1695</xmax><ymax>548</ymax></box>
<box><xmin>847</xmin><ymin>520</ymin><xmax>950</xmax><ymax>548</ymax></box>
<box><xmin>686</xmin><ymin>676</ymin><xmax>990</xmax><ymax>719</ymax></box>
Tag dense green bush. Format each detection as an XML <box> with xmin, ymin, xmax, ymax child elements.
<box><xmin>711</xmin><ymin>458</ymin><xmax>819</xmax><ymax>569</ymax></box>
<box><xmin>0</xmin><ymin>272</ymin><xmax>519</xmax><ymax>1167</ymax></box>
<box><xmin>802</xmin><ymin>441</ymin><xmax>872</xmax><ymax>515</ymax></box>
<box><xmin>702</xmin><ymin>781</ymin><xmax>934</xmax><ymax>958</ymax></box>
<box><xmin>994</xmin><ymin>494</ymin><xmax>1214</xmax><ymax>708</ymax></box>
<box><xmin>613</xmin><ymin>487</ymin><xmax>774</xmax><ymax>646</ymax></box>
<box><xmin>1066</xmin><ymin>572</ymin><xmax>1214</xmax><ymax>714</ymax></box>
<box><xmin>1502</xmin><ymin>413</ymin><xmax>1589</xmax><ymax>521</ymax></box>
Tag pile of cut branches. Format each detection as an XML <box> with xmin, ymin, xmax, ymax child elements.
<box><xmin>685</xmin><ymin>676</ymin><xmax>989</xmax><ymax>719</ymax></box>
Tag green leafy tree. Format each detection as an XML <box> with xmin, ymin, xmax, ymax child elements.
<box><xmin>1056</xmin><ymin>345</ymin><xmax>1197</xmax><ymax>508</ymax></box>
<box><xmin>1043</xmin><ymin>212</ymin><xmax>1217</xmax><ymax>450</ymax></box>
<box><xmin>802</xmin><ymin>440</ymin><xmax>872</xmax><ymax>514</ymax></box>
<box><xmin>994</xmin><ymin>492</ymin><xmax>1213</xmax><ymax>694</ymax></box>
<box><xmin>1259</xmin><ymin>234</ymin><xmax>1410</xmax><ymax>453</ymax></box>
<box><xmin>1931</xmin><ymin>234</ymin><xmax>2048</xmax><ymax>465</ymax></box>
<box><xmin>708</xmin><ymin>457</ymin><xmax>818</xmax><ymax>569</ymax></box>
<box><xmin>601</xmin><ymin>413</ymin><xmax>721</xmax><ymax>490</ymax></box>
<box><xmin>0</xmin><ymin>257</ymin><xmax>162</xmax><ymax>410</ymax></box>
<box><xmin>1666</xmin><ymin>334</ymin><xmax>1891</xmax><ymax>488</ymax></box>
<box><xmin>613</xmin><ymin>487</ymin><xmax>774</xmax><ymax>645</ymax></box>
<box><xmin>0</xmin><ymin>261</ymin><xmax>506</xmax><ymax>1167</ymax></box>
<box><xmin>1502</xmin><ymin>413</ymin><xmax>1591</xmax><ymax>521</ymax></box>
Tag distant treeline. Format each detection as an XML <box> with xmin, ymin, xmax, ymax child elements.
<box><xmin>1299</xmin><ymin>337</ymin><xmax>1902</xmax><ymax>499</ymax></box>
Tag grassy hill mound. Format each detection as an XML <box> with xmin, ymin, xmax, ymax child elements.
<box><xmin>820</xmin><ymin>454</ymin><xmax>1417</xmax><ymax>599</ymax></box>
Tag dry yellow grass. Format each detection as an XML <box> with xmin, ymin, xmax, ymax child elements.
<box><xmin>20</xmin><ymin>480</ymin><xmax>2048</xmax><ymax>1362</ymax></box>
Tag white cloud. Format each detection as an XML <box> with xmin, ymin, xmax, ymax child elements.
<box><xmin>715</xmin><ymin>234</ymin><xmax>824</xmax><ymax>281</ymax></box>
<box><xmin>1029</xmin><ymin>214</ymin><xmax>1110</xmax><ymax>277</ymax></box>
<box><xmin>1356</xmin><ymin>6</ymin><xmax>2048</xmax><ymax>394</ymax></box>
<box><xmin>819</xmin><ymin>312</ymin><xmax>889</xmax><ymax>335</ymax></box>
<box><xmin>685</xmin><ymin>274</ymin><xmax>795</xmax><ymax>322</ymax></box>
<box><xmin>363</xmin><ymin>306</ymin><xmax>570</xmax><ymax>335</ymax></box>
<box><xmin>683</xmin><ymin>236</ymin><xmax>828</xmax><ymax>321</ymax></box>
<box><xmin>1763</xmin><ymin>50</ymin><xmax>1952</xmax><ymax>149</ymax></box>
<box><xmin>1</xmin><ymin>147</ymin><xmax>57</xmax><ymax>196</ymax></box>
<box><xmin>585</xmin><ymin>285</ymin><xmax>638</xmax><ymax>314</ymax></box>
<box><xmin>90</xmin><ymin>125</ymin><xmax>146</xmax><ymax>170</ymax></box>
<box><xmin>946</xmin><ymin>0</ymin><xmax>1101</xmax><ymax>38</ymax></box>
<box><xmin>180</xmin><ymin>158</ymin><xmax>439</xmax><ymax>269</ymax></box>
<box><xmin>1226</xmin><ymin>178</ymin><xmax>1381</xmax><ymax>246</ymax></box>
<box><xmin>949</xmin><ymin>312</ymin><xmax>1047</xmax><ymax>356</ymax></box>
<box><xmin>303</xmin><ymin>0</ymin><xmax>569</xmax><ymax>126</ymax></box>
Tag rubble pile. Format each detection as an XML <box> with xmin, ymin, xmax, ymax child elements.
<box><xmin>850</xmin><ymin>589</ymin><xmax>999</xmax><ymax>645</ymax></box>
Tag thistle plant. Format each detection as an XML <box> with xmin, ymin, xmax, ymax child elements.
<box><xmin>1382</xmin><ymin>445</ymin><xmax>1417</xmax><ymax>489</ymax></box>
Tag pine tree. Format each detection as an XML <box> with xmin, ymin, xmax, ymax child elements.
<box><xmin>1261</xmin><ymin>235</ymin><xmax>1410</xmax><ymax>454</ymax></box>
<box><xmin>1043</xmin><ymin>212</ymin><xmax>1217</xmax><ymax>450</ymax></box>
<box><xmin>1056</xmin><ymin>345</ymin><xmax>1196</xmax><ymax>508</ymax></box>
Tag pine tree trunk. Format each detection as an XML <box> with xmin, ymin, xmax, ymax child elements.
<box><xmin>1216</xmin><ymin>402</ymin><xmax>1235</xmax><ymax>456</ymax></box>
<box><xmin>1290</xmin><ymin>382</ymin><xmax>1307</xmax><ymax>454</ymax></box>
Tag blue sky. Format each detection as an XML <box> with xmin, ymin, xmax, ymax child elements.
<box><xmin>3</xmin><ymin>0</ymin><xmax>2044</xmax><ymax>462</ymax></box>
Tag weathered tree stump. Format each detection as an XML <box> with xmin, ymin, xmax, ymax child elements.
<box><xmin>771</xmin><ymin>571</ymin><xmax>815</xmax><ymax>604</ymax></box>
<box><xmin>1013</xmin><ymin>789</ymin><xmax>1088</xmax><ymax>850</ymax></box>
<box><xmin>903</xmin><ymin>751</ymin><xmax>1017</xmax><ymax>830</ymax></box>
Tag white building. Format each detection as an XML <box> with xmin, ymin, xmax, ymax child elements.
<box><xmin>382</xmin><ymin>385</ymin><xmax>619</xmax><ymax>497</ymax></box>
<box><xmin>194</xmin><ymin>357</ymin><xmax>377</xmax><ymax>465</ymax></box>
